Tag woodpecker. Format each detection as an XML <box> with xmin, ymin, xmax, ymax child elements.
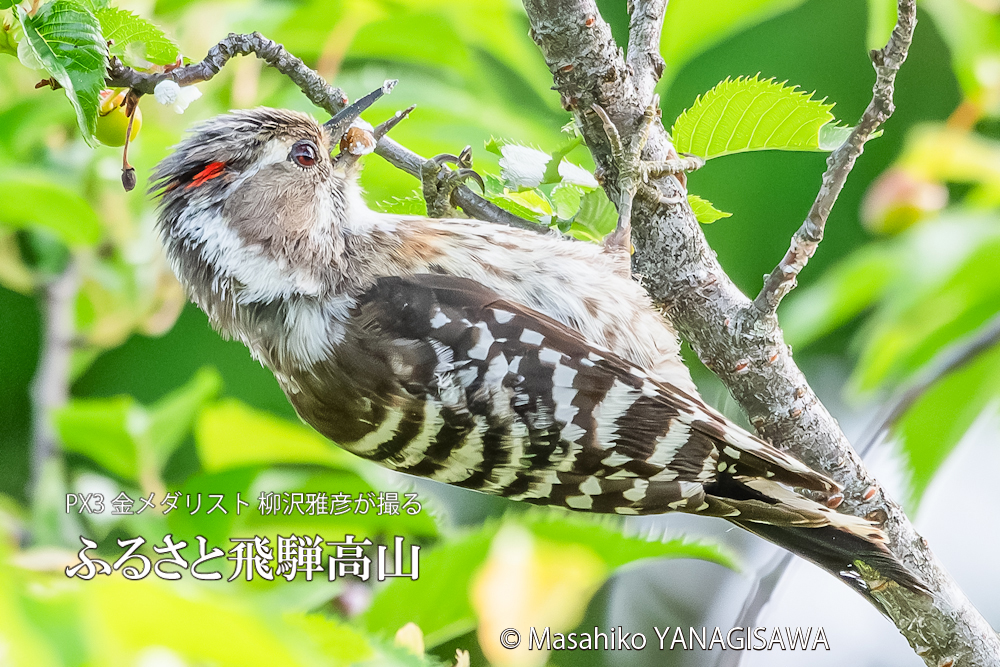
<box><xmin>152</xmin><ymin>86</ymin><xmax>925</xmax><ymax>603</ymax></box>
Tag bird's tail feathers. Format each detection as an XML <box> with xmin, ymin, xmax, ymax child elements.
<box><xmin>715</xmin><ymin>420</ymin><xmax>840</xmax><ymax>494</ymax></box>
<box><xmin>699</xmin><ymin>476</ymin><xmax>928</xmax><ymax>608</ymax></box>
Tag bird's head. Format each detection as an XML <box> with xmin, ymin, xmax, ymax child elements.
<box><xmin>151</xmin><ymin>87</ymin><xmax>389</xmax><ymax>309</ymax></box>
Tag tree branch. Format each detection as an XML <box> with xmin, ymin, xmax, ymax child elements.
<box><xmin>521</xmin><ymin>0</ymin><xmax>1000</xmax><ymax>664</ymax></box>
<box><xmin>754</xmin><ymin>5</ymin><xmax>917</xmax><ymax>314</ymax></box>
<box><xmin>107</xmin><ymin>32</ymin><xmax>347</xmax><ymax>116</ymax></box>
<box><xmin>106</xmin><ymin>33</ymin><xmax>536</xmax><ymax>231</ymax></box>
<box><xmin>626</xmin><ymin>0</ymin><xmax>667</xmax><ymax>105</ymax></box>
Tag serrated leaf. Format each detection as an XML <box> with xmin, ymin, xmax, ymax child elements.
<box><xmin>498</xmin><ymin>143</ymin><xmax>550</xmax><ymax>189</ymax></box>
<box><xmin>18</xmin><ymin>1</ymin><xmax>108</xmax><ymax>145</ymax></box>
<box><xmin>541</xmin><ymin>135</ymin><xmax>583</xmax><ymax>185</ymax></box>
<box><xmin>376</xmin><ymin>192</ymin><xmax>427</xmax><ymax>216</ymax></box>
<box><xmin>75</xmin><ymin>0</ymin><xmax>110</xmax><ymax>11</ymax></box>
<box><xmin>672</xmin><ymin>75</ymin><xmax>848</xmax><ymax>159</ymax></box>
<box><xmin>484</xmin><ymin>136</ymin><xmax>508</xmax><ymax>157</ymax></box>
<box><xmin>688</xmin><ymin>194</ymin><xmax>732</xmax><ymax>224</ymax></box>
<box><xmin>0</xmin><ymin>177</ymin><xmax>101</xmax><ymax>246</ymax></box>
<box><xmin>96</xmin><ymin>7</ymin><xmax>179</xmax><ymax>67</ymax></box>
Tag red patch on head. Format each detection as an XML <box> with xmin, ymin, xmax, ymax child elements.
<box><xmin>186</xmin><ymin>161</ymin><xmax>227</xmax><ymax>189</ymax></box>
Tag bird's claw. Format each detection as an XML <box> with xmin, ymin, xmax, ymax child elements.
<box><xmin>421</xmin><ymin>146</ymin><xmax>483</xmax><ymax>218</ymax></box>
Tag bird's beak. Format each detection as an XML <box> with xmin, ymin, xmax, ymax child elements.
<box><xmin>324</xmin><ymin>79</ymin><xmax>398</xmax><ymax>149</ymax></box>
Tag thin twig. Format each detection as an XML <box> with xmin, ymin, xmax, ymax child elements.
<box><xmin>754</xmin><ymin>2</ymin><xmax>917</xmax><ymax>314</ymax></box>
<box><xmin>859</xmin><ymin>312</ymin><xmax>1000</xmax><ymax>457</ymax></box>
<box><xmin>106</xmin><ymin>33</ymin><xmax>536</xmax><ymax>231</ymax></box>
<box><xmin>626</xmin><ymin>0</ymin><xmax>668</xmax><ymax>104</ymax></box>
<box><xmin>107</xmin><ymin>32</ymin><xmax>347</xmax><ymax>116</ymax></box>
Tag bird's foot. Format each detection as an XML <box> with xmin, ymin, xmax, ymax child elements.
<box><xmin>640</xmin><ymin>153</ymin><xmax>705</xmax><ymax>180</ymax></box>
<box><xmin>421</xmin><ymin>146</ymin><xmax>485</xmax><ymax>218</ymax></box>
<box><xmin>593</xmin><ymin>96</ymin><xmax>705</xmax><ymax>259</ymax></box>
<box><xmin>592</xmin><ymin>97</ymin><xmax>662</xmax><ymax>260</ymax></box>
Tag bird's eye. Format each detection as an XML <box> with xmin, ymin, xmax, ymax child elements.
<box><xmin>291</xmin><ymin>141</ymin><xmax>318</xmax><ymax>167</ymax></box>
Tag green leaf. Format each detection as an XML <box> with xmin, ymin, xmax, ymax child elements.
<box><xmin>569</xmin><ymin>188</ymin><xmax>617</xmax><ymax>242</ymax></box>
<box><xmin>896</xmin><ymin>344</ymin><xmax>1000</xmax><ymax>510</ymax></box>
<box><xmin>53</xmin><ymin>369</ymin><xmax>220</xmax><ymax>481</ymax></box>
<box><xmin>919</xmin><ymin>0</ymin><xmax>1000</xmax><ymax>104</ymax></box>
<box><xmin>672</xmin><ymin>75</ymin><xmax>849</xmax><ymax>159</ymax></box>
<box><xmin>75</xmin><ymin>0</ymin><xmax>110</xmax><ymax>11</ymax></box>
<box><xmin>488</xmin><ymin>189</ymin><xmax>552</xmax><ymax>224</ymax></box>
<box><xmin>0</xmin><ymin>21</ymin><xmax>17</xmax><ymax>54</ymax></box>
<box><xmin>83</xmin><ymin>577</ymin><xmax>376</xmax><ymax>667</ymax></box>
<box><xmin>18</xmin><ymin>1</ymin><xmax>108</xmax><ymax>145</ymax></box>
<box><xmin>688</xmin><ymin>194</ymin><xmax>732</xmax><ymax>224</ymax></box>
<box><xmin>96</xmin><ymin>6</ymin><xmax>179</xmax><ymax>67</ymax></box>
<box><xmin>376</xmin><ymin>191</ymin><xmax>427</xmax><ymax>216</ymax></box>
<box><xmin>145</xmin><ymin>367</ymin><xmax>222</xmax><ymax>470</ymax></box>
<box><xmin>364</xmin><ymin>511</ymin><xmax>732</xmax><ymax>648</ymax></box>
<box><xmin>55</xmin><ymin>395</ymin><xmax>139</xmax><ymax>479</ymax></box>
<box><xmin>551</xmin><ymin>183</ymin><xmax>585</xmax><ymax>221</ymax></box>
<box><xmin>541</xmin><ymin>136</ymin><xmax>583</xmax><ymax>185</ymax></box>
<box><xmin>853</xmin><ymin>237</ymin><xmax>1000</xmax><ymax>391</ymax></box>
<box><xmin>0</xmin><ymin>177</ymin><xmax>101</xmax><ymax>246</ymax></box>
<box><xmin>660</xmin><ymin>0</ymin><xmax>808</xmax><ymax>87</ymax></box>
<box><xmin>484</xmin><ymin>137</ymin><xmax>508</xmax><ymax>157</ymax></box>
<box><xmin>196</xmin><ymin>399</ymin><xmax>360</xmax><ymax>472</ymax></box>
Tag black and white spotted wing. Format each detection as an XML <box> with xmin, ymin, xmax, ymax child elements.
<box><xmin>326</xmin><ymin>273</ymin><xmax>837</xmax><ymax>517</ymax></box>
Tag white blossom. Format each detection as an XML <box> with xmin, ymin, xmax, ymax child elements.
<box><xmin>558</xmin><ymin>160</ymin><xmax>599</xmax><ymax>188</ymax></box>
<box><xmin>499</xmin><ymin>143</ymin><xmax>598</xmax><ymax>189</ymax></box>
<box><xmin>499</xmin><ymin>144</ymin><xmax>550</xmax><ymax>189</ymax></box>
<box><xmin>154</xmin><ymin>80</ymin><xmax>202</xmax><ymax>114</ymax></box>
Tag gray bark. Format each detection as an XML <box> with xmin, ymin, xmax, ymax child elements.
<box><xmin>520</xmin><ymin>0</ymin><xmax>1000</xmax><ymax>664</ymax></box>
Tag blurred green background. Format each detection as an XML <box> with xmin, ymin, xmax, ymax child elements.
<box><xmin>1</xmin><ymin>0</ymin><xmax>999</xmax><ymax>665</ymax></box>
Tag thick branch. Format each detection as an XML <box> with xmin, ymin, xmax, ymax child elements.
<box><xmin>754</xmin><ymin>6</ymin><xmax>917</xmax><ymax>314</ymax></box>
<box><xmin>521</xmin><ymin>0</ymin><xmax>1000</xmax><ymax>664</ymax></box>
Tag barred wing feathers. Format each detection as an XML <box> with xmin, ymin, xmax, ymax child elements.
<box><xmin>351</xmin><ymin>276</ymin><xmax>846</xmax><ymax>520</ymax></box>
<box><xmin>314</xmin><ymin>274</ymin><xmax>927</xmax><ymax>598</ymax></box>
